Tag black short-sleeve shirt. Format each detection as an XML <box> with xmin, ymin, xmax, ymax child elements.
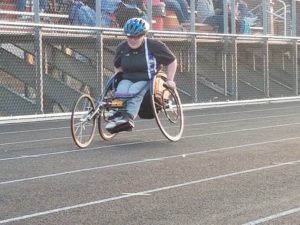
<box><xmin>114</xmin><ymin>38</ymin><xmax>176</xmax><ymax>82</ymax></box>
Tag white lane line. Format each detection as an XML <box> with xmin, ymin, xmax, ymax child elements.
<box><xmin>242</xmin><ymin>207</ymin><xmax>300</xmax><ymax>225</ymax></box>
<box><xmin>0</xmin><ymin>160</ymin><xmax>299</xmax><ymax>224</ymax></box>
<box><xmin>2</xmin><ymin>120</ymin><xmax>300</xmax><ymax>162</ymax></box>
<box><xmin>0</xmin><ymin>126</ymin><xmax>69</xmax><ymax>135</ymax></box>
<box><xmin>189</xmin><ymin>106</ymin><xmax>300</xmax><ymax>118</ymax></box>
<box><xmin>0</xmin><ymin>136</ymin><xmax>71</xmax><ymax>146</ymax></box>
<box><xmin>188</xmin><ymin>113</ymin><xmax>300</xmax><ymax>126</ymax></box>
<box><xmin>0</xmin><ymin>140</ymin><xmax>150</xmax><ymax>162</ymax></box>
<box><xmin>1</xmin><ymin>136</ymin><xmax>300</xmax><ymax>185</ymax></box>
<box><xmin>0</xmin><ymin>110</ymin><xmax>299</xmax><ymax>142</ymax></box>
<box><xmin>1</xmin><ymin>110</ymin><xmax>299</xmax><ymax>136</ymax></box>
<box><xmin>0</xmin><ymin>111</ymin><xmax>300</xmax><ymax>146</ymax></box>
<box><xmin>188</xmin><ymin>122</ymin><xmax>300</xmax><ymax>132</ymax></box>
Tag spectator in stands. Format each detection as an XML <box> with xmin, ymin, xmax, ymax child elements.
<box><xmin>39</xmin><ymin>0</ymin><xmax>48</xmax><ymax>12</ymax></box>
<box><xmin>114</xmin><ymin>0</ymin><xmax>147</xmax><ymax>27</ymax></box>
<box><xmin>16</xmin><ymin>0</ymin><xmax>26</xmax><ymax>12</ymax></box>
<box><xmin>85</xmin><ymin>0</ymin><xmax>95</xmax><ymax>10</ymax></box>
<box><xmin>235</xmin><ymin>0</ymin><xmax>257</xmax><ymax>34</ymax></box>
<box><xmin>164</xmin><ymin>0</ymin><xmax>190</xmax><ymax>24</ymax></box>
<box><xmin>16</xmin><ymin>0</ymin><xmax>48</xmax><ymax>14</ymax></box>
<box><xmin>236</xmin><ymin>0</ymin><xmax>256</xmax><ymax>23</ymax></box>
<box><xmin>197</xmin><ymin>0</ymin><xmax>225</xmax><ymax>32</ymax></box>
<box><xmin>100</xmin><ymin>0</ymin><xmax>122</xmax><ymax>27</ymax></box>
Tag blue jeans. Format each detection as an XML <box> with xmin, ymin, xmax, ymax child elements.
<box><xmin>39</xmin><ymin>0</ymin><xmax>48</xmax><ymax>11</ymax></box>
<box><xmin>16</xmin><ymin>0</ymin><xmax>26</xmax><ymax>11</ymax></box>
<box><xmin>164</xmin><ymin>0</ymin><xmax>190</xmax><ymax>23</ymax></box>
<box><xmin>17</xmin><ymin>0</ymin><xmax>48</xmax><ymax>12</ymax></box>
<box><xmin>115</xmin><ymin>80</ymin><xmax>149</xmax><ymax>119</ymax></box>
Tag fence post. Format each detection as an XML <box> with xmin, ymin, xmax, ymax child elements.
<box><xmin>95</xmin><ymin>0</ymin><xmax>102</xmax><ymax>27</ymax></box>
<box><xmin>263</xmin><ymin>37</ymin><xmax>269</xmax><ymax>97</ymax></box>
<box><xmin>147</xmin><ymin>0</ymin><xmax>153</xmax><ymax>30</ymax></box>
<box><xmin>262</xmin><ymin>0</ymin><xmax>268</xmax><ymax>35</ymax></box>
<box><xmin>193</xmin><ymin>34</ymin><xmax>198</xmax><ymax>103</ymax></box>
<box><xmin>231</xmin><ymin>37</ymin><xmax>238</xmax><ymax>100</ymax></box>
<box><xmin>34</xmin><ymin>26</ymin><xmax>44</xmax><ymax>114</ymax></box>
<box><xmin>291</xmin><ymin>0</ymin><xmax>297</xmax><ymax>36</ymax></box>
<box><xmin>96</xmin><ymin>31</ymin><xmax>103</xmax><ymax>97</ymax></box>
<box><xmin>293</xmin><ymin>40</ymin><xmax>298</xmax><ymax>95</ymax></box>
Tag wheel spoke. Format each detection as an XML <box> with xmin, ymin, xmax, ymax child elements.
<box><xmin>71</xmin><ymin>94</ymin><xmax>96</xmax><ymax>148</ymax></box>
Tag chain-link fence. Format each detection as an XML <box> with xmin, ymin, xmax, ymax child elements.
<box><xmin>1</xmin><ymin>0</ymin><xmax>300</xmax><ymax>117</ymax></box>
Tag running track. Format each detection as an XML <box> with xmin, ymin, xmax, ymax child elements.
<box><xmin>0</xmin><ymin>101</ymin><xmax>299</xmax><ymax>225</ymax></box>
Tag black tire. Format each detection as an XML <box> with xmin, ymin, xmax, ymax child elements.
<box><xmin>98</xmin><ymin>86</ymin><xmax>118</xmax><ymax>140</ymax></box>
<box><xmin>98</xmin><ymin>108</ymin><xmax>118</xmax><ymax>140</ymax></box>
<box><xmin>151</xmin><ymin>77</ymin><xmax>184</xmax><ymax>141</ymax></box>
<box><xmin>71</xmin><ymin>94</ymin><xmax>96</xmax><ymax>148</ymax></box>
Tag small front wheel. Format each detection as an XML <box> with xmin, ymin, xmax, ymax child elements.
<box><xmin>71</xmin><ymin>94</ymin><xmax>96</xmax><ymax>148</ymax></box>
<box><xmin>98</xmin><ymin>109</ymin><xmax>117</xmax><ymax>140</ymax></box>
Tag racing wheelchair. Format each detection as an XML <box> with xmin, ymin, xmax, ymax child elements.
<box><xmin>71</xmin><ymin>72</ymin><xmax>184</xmax><ymax>148</ymax></box>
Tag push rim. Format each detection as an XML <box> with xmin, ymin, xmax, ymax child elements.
<box><xmin>152</xmin><ymin>80</ymin><xmax>184</xmax><ymax>141</ymax></box>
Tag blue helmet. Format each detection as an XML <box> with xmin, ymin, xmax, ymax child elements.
<box><xmin>123</xmin><ymin>18</ymin><xmax>149</xmax><ymax>37</ymax></box>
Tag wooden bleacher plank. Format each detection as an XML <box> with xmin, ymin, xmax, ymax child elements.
<box><xmin>163</xmin><ymin>10</ymin><xmax>181</xmax><ymax>31</ymax></box>
<box><xmin>181</xmin><ymin>22</ymin><xmax>216</xmax><ymax>33</ymax></box>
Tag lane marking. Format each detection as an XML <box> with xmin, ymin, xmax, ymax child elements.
<box><xmin>1</xmin><ymin>103</ymin><xmax>300</xmax><ymax>127</ymax></box>
<box><xmin>1</xmin><ymin>120</ymin><xmax>300</xmax><ymax>162</ymax></box>
<box><xmin>242</xmin><ymin>207</ymin><xmax>300</xmax><ymax>225</ymax></box>
<box><xmin>0</xmin><ymin>126</ymin><xmax>69</xmax><ymax>135</ymax></box>
<box><xmin>0</xmin><ymin>160</ymin><xmax>299</xmax><ymax>224</ymax></box>
<box><xmin>1</xmin><ymin>109</ymin><xmax>300</xmax><ymax>136</ymax></box>
<box><xmin>1</xmin><ymin>136</ymin><xmax>300</xmax><ymax>185</ymax></box>
<box><xmin>1</xmin><ymin>112</ymin><xmax>300</xmax><ymax>146</ymax></box>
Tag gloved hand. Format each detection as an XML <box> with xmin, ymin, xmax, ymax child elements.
<box><xmin>165</xmin><ymin>80</ymin><xmax>176</xmax><ymax>89</ymax></box>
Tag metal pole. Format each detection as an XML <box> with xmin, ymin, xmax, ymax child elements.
<box><xmin>291</xmin><ymin>0</ymin><xmax>297</xmax><ymax>36</ymax></box>
<box><xmin>293</xmin><ymin>40</ymin><xmax>298</xmax><ymax>95</ymax></box>
<box><xmin>95</xmin><ymin>0</ymin><xmax>102</xmax><ymax>27</ymax></box>
<box><xmin>96</xmin><ymin>31</ymin><xmax>103</xmax><ymax>97</ymax></box>
<box><xmin>34</xmin><ymin>27</ymin><xmax>44</xmax><ymax>113</ymax></box>
<box><xmin>223</xmin><ymin>0</ymin><xmax>229</xmax><ymax>34</ymax></box>
<box><xmin>230</xmin><ymin>0</ymin><xmax>236</xmax><ymax>34</ymax></box>
<box><xmin>193</xmin><ymin>35</ymin><xmax>198</xmax><ymax>102</ymax></box>
<box><xmin>33</xmin><ymin>0</ymin><xmax>40</xmax><ymax>23</ymax></box>
<box><xmin>262</xmin><ymin>0</ymin><xmax>268</xmax><ymax>35</ymax></box>
<box><xmin>190</xmin><ymin>0</ymin><xmax>196</xmax><ymax>32</ymax></box>
<box><xmin>232</xmin><ymin>37</ymin><xmax>238</xmax><ymax>99</ymax></box>
<box><xmin>147</xmin><ymin>0</ymin><xmax>153</xmax><ymax>30</ymax></box>
<box><xmin>264</xmin><ymin>38</ymin><xmax>270</xmax><ymax>97</ymax></box>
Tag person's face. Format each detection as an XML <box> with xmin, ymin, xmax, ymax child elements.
<box><xmin>127</xmin><ymin>35</ymin><xmax>145</xmax><ymax>49</ymax></box>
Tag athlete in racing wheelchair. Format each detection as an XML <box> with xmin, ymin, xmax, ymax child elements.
<box><xmin>105</xmin><ymin>17</ymin><xmax>178</xmax><ymax>131</ymax></box>
<box><xmin>71</xmin><ymin>17</ymin><xmax>184</xmax><ymax>148</ymax></box>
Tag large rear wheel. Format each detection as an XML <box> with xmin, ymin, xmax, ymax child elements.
<box><xmin>151</xmin><ymin>77</ymin><xmax>184</xmax><ymax>141</ymax></box>
<box><xmin>71</xmin><ymin>94</ymin><xmax>96</xmax><ymax>148</ymax></box>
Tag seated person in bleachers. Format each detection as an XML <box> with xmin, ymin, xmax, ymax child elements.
<box><xmin>197</xmin><ymin>0</ymin><xmax>225</xmax><ymax>33</ymax></box>
<box><xmin>101</xmin><ymin>0</ymin><xmax>146</xmax><ymax>28</ymax></box>
<box><xmin>16</xmin><ymin>0</ymin><xmax>48</xmax><ymax>18</ymax></box>
<box><xmin>236</xmin><ymin>0</ymin><xmax>256</xmax><ymax>23</ymax></box>
<box><xmin>114</xmin><ymin>0</ymin><xmax>146</xmax><ymax>27</ymax></box>
<box><xmin>101</xmin><ymin>0</ymin><xmax>122</xmax><ymax>27</ymax></box>
<box><xmin>164</xmin><ymin>0</ymin><xmax>190</xmax><ymax>24</ymax></box>
<box><xmin>235</xmin><ymin>0</ymin><xmax>257</xmax><ymax>34</ymax></box>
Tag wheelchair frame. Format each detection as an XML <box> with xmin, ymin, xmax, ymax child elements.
<box><xmin>71</xmin><ymin>72</ymin><xmax>184</xmax><ymax>148</ymax></box>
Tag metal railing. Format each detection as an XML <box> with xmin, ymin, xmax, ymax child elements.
<box><xmin>0</xmin><ymin>0</ymin><xmax>297</xmax><ymax>36</ymax></box>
